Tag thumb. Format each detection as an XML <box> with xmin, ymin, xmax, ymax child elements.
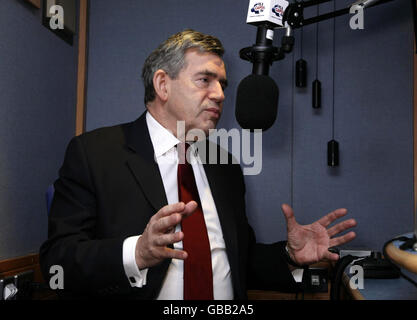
<box><xmin>182</xmin><ymin>201</ymin><xmax>198</xmax><ymax>218</ymax></box>
<box><xmin>281</xmin><ymin>203</ymin><xmax>297</xmax><ymax>230</ymax></box>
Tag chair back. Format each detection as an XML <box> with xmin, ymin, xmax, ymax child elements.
<box><xmin>46</xmin><ymin>184</ymin><xmax>55</xmax><ymax>215</ymax></box>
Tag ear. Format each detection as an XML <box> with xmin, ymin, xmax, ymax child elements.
<box><xmin>152</xmin><ymin>69</ymin><xmax>169</xmax><ymax>102</ymax></box>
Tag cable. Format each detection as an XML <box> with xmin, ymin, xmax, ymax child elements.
<box><xmin>330</xmin><ymin>254</ymin><xmax>362</xmax><ymax>300</ymax></box>
<box><xmin>315</xmin><ymin>2</ymin><xmax>319</xmax><ymax>81</ymax></box>
<box><xmin>331</xmin><ymin>0</ymin><xmax>336</xmax><ymax>140</ymax></box>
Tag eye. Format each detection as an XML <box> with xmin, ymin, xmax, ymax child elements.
<box><xmin>196</xmin><ymin>77</ymin><xmax>210</xmax><ymax>87</ymax></box>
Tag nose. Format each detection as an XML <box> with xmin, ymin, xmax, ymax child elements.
<box><xmin>209</xmin><ymin>81</ymin><xmax>225</xmax><ymax>104</ymax></box>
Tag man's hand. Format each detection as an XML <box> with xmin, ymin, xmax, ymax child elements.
<box><xmin>281</xmin><ymin>204</ymin><xmax>357</xmax><ymax>266</ymax></box>
<box><xmin>135</xmin><ymin>201</ymin><xmax>198</xmax><ymax>270</ymax></box>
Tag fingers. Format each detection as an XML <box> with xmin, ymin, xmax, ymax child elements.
<box><xmin>136</xmin><ymin>235</ymin><xmax>188</xmax><ymax>269</ymax></box>
<box><xmin>281</xmin><ymin>204</ymin><xmax>297</xmax><ymax>229</ymax></box>
<box><xmin>136</xmin><ymin>201</ymin><xmax>198</xmax><ymax>269</ymax></box>
<box><xmin>329</xmin><ymin>231</ymin><xmax>357</xmax><ymax>248</ymax></box>
<box><xmin>182</xmin><ymin>201</ymin><xmax>198</xmax><ymax>218</ymax></box>
<box><xmin>154</xmin><ymin>231</ymin><xmax>184</xmax><ymax>247</ymax></box>
<box><xmin>323</xmin><ymin>250</ymin><xmax>341</xmax><ymax>262</ymax></box>
<box><xmin>316</xmin><ymin>208</ymin><xmax>348</xmax><ymax>228</ymax></box>
<box><xmin>164</xmin><ymin>247</ymin><xmax>188</xmax><ymax>261</ymax></box>
<box><xmin>153</xmin><ymin>200</ymin><xmax>198</xmax><ymax>220</ymax></box>
<box><xmin>154</xmin><ymin>202</ymin><xmax>186</xmax><ymax>219</ymax></box>
<box><xmin>153</xmin><ymin>201</ymin><xmax>198</xmax><ymax>233</ymax></box>
<box><xmin>154</xmin><ymin>234</ymin><xmax>189</xmax><ymax>260</ymax></box>
<box><xmin>327</xmin><ymin>218</ymin><xmax>357</xmax><ymax>237</ymax></box>
<box><xmin>154</xmin><ymin>213</ymin><xmax>182</xmax><ymax>233</ymax></box>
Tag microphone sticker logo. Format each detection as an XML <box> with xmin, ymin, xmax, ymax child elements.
<box><xmin>271</xmin><ymin>5</ymin><xmax>284</xmax><ymax>18</ymax></box>
<box><xmin>251</xmin><ymin>2</ymin><xmax>265</xmax><ymax>14</ymax></box>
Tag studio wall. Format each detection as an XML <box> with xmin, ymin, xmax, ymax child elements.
<box><xmin>0</xmin><ymin>0</ymin><xmax>78</xmax><ymax>260</ymax></box>
<box><xmin>84</xmin><ymin>0</ymin><xmax>414</xmax><ymax>251</ymax></box>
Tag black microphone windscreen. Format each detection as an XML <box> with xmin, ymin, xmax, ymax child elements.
<box><xmin>235</xmin><ymin>74</ymin><xmax>279</xmax><ymax>131</ymax></box>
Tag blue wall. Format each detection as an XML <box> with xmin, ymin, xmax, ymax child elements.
<box><xmin>0</xmin><ymin>0</ymin><xmax>77</xmax><ymax>260</ymax></box>
<box><xmin>85</xmin><ymin>0</ymin><xmax>415</xmax><ymax>251</ymax></box>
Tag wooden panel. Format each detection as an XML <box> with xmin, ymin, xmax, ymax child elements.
<box><xmin>0</xmin><ymin>253</ymin><xmax>57</xmax><ymax>299</ymax></box>
<box><xmin>75</xmin><ymin>0</ymin><xmax>89</xmax><ymax>136</ymax></box>
<box><xmin>0</xmin><ymin>253</ymin><xmax>43</xmax><ymax>283</ymax></box>
<box><xmin>0</xmin><ymin>254</ymin><xmax>38</xmax><ymax>273</ymax></box>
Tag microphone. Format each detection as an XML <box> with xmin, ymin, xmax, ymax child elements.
<box><xmin>236</xmin><ymin>0</ymin><xmax>291</xmax><ymax>131</ymax></box>
<box><xmin>236</xmin><ymin>74</ymin><xmax>279</xmax><ymax>131</ymax></box>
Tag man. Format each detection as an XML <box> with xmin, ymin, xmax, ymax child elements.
<box><xmin>40</xmin><ymin>29</ymin><xmax>356</xmax><ymax>299</ymax></box>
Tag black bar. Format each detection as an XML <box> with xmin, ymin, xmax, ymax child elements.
<box><xmin>327</xmin><ymin>140</ymin><xmax>339</xmax><ymax>167</ymax></box>
<box><xmin>296</xmin><ymin>59</ymin><xmax>307</xmax><ymax>87</ymax></box>
<box><xmin>312</xmin><ymin>79</ymin><xmax>321</xmax><ymax>109</ymax></box>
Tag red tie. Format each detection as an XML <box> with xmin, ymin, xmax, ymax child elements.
<box><xmin>177</xmin><ymin>143</ymin><xmax>213</xmax><ymax>300</ymax></box>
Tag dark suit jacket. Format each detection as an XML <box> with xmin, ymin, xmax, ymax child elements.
<box><xmin>39</xmin><ymin>112</ymin><xmax>297</xmax><ymax>299</ymax></box>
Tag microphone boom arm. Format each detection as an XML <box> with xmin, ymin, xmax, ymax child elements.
<box><xmin>283</xmin><ymin>0</ymin><xmax>395</xmax><ymax>29</ymax></box>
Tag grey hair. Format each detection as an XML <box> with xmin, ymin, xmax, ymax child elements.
<box><xmin>141</xmin><ymin>29</ymin><xmax>225</xmax><ymax>106</ymax></box>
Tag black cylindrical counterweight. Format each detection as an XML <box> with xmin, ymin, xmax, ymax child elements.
<box><xmin>327</xmin><ymin>139</ymin><xmax>339</xmax><ymax>167</ymax></box>
<box><xmin>296</xmin><ymin>59</ymin><xmax>307</xmax><ymax>88</ymax></box>
<box><xmin>312</xmin><ymin>79</ymin><xmax>321</xmax><ymax>109</ymax></box>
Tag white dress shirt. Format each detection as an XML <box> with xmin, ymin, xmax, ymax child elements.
<box><xmin>122</xmin><ymin>111</ymin><xmax>234</xmax><ymax>300</ymax></box>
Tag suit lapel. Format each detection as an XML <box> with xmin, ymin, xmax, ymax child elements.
<box><xmin>123</xmin><ymin>113</ymin><xmax>168</xmax><ymax>213</ymax></box>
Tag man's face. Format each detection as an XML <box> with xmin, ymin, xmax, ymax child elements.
<box><xmin>165</xmin><ymin>49</ymin><xmax>227</xmax><ymax>137</ymax></box>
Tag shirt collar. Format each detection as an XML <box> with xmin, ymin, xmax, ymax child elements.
<box><xmin>146</xmin><ymin>111</ymin><xmax>181</xmax><ymax>158</ymax></box>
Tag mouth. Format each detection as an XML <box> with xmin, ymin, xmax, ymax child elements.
<box><xmin>205</xmin><ymin>107</ymin><xmax>221</xmax><ymax>119</ymax></box>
